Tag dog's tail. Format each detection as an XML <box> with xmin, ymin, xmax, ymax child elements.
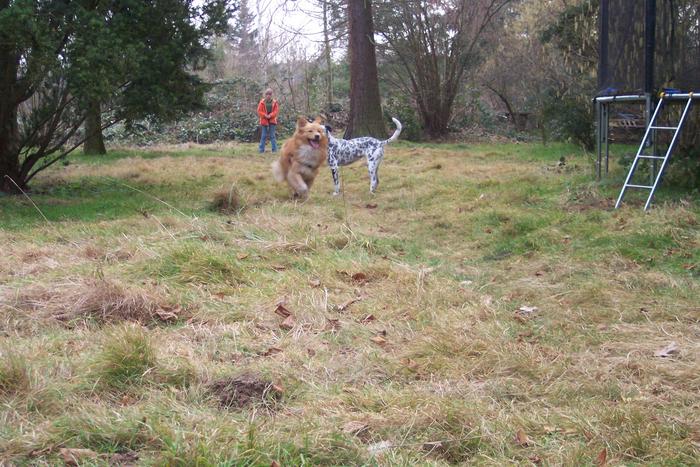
<box><xmin>271</xmin><ymin>160</ymin><xmax>285</xmax><ymax>183</ymax></box>
<box><xmin>385</xmin><ymin>117</ymin><xmax>402</xmax><ymax>144</ymax></box>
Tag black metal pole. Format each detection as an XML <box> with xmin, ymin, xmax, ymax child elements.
<box><xmin>598</xmin><ymin>0</ymin><xmax>609</xmax><ymax>92</ymax></box>
<box><xmin>644</xmin><ymin>0</ymin><xmax>656</xmax><ymax>155</ymax></box>
<box><xmin>645</xmin><ymin>0</ymin><xmax>656</xmax><ymax>94</ymax></box>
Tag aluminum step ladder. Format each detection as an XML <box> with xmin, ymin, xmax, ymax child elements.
<box><xmin>615</xmin><ymin>92</ymin><xmax>694</xmax><ymax>210</ymax></box>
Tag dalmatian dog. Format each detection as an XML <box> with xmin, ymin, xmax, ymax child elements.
<box><xmin>325</xmin><ymin>117</ymin><xmax>402</xmax><ymax>194</ymax></box>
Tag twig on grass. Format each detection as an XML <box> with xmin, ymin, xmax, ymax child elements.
<box><xmin>117</xmin><ymin>180</ymin><xmax>191</xmax><ymax>219</ymax></box>
<box><xmin>4</xmin><ymin>175</ymin><xmax>51</xmax><ymax>224</ymax></box>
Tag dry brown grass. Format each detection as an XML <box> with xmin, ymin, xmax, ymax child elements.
<box><xmin>209</xmin><ymin>184</ymin><xmax>245</xmax><ymax>214</ymax></box>
<box><xmin>4</xmin><ymin>278</ymin><xmax>184</xmax><ymax>325</ymax></box>
<box><xmin>0</xmin><ymin>141</ymin><xmax>698</xmax><ymax>465</ymax></box>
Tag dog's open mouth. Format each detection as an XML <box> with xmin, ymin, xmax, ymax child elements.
<box><xmin>308</xmin><ymin>139</ymin><xmax>320</xmax><ymax>149</ymax></box>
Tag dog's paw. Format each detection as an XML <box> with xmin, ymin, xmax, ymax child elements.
<box><xmin>293</xmin><ymin>189</ymin><xmax>309</xmax><ymax>200</ymax></box>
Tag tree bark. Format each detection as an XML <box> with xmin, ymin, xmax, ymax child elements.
<box><xmin>83</xmin><ymin>99</ymin><xmax>106</xmax><ymax>155</ymax></box>
<box><xmin>0</xmin><ymin>34</ymin><xmax>23</xmax><ymax>193</ymax></box>
<box><xmin>345</xmin><ymin>0</ymin><xmax>386</xmax><ymax>139</ymax></box>
<box><xmin>322</xmin><ymin>0</ymin><xmax>333</xmax><ymax>111</ymax></box>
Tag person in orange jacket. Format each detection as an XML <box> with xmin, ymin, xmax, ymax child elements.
<box><xmin>257</xmin><ymin>88</ymin><xmax>279</xmax><ymax>153</ymax></box>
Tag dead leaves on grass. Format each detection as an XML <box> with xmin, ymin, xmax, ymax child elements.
<box><xmin>60</xmin><ymin>448</ymin><xmax>98</xmax><ymax>466</ymax></box>
<box><xmin>273</xmin><ymin>300</ymin><xmax>296</xmax><ymax>330</ymax></box>
<box><xmin>596</xmin><ymin>447</ymin><xmax>608</xmax><ymax>466</ymax></box>
<box><xmin>59</xmin><ymin>448</ymin><xmax>139</xmax><ymax>466</ymax></box>
<box><xmin>5</xmin><ymin>278</ymin><xmax>187</xmax><ymax>326</ymax></box>
<box><xmin>514</xmin><ymin>429</ymin><xmax>532</xmax><ymax>447</ymax></box>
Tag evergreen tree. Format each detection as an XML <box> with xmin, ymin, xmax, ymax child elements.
<box><xmin>0</xmin><ymin>0</ymin><xmax>233</xmax><ymax>193</ymax></box>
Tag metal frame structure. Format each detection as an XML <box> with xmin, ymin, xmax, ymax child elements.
<box><xmin>595</xmin><ymin>0</ymin><xmax>699</xmax><ymax>209</ymax></box>
<box><xmin>595</xmin><ymin>93</ymin><xmax>700</xmax><ymax>178</ymax></box>
<box><xmin>594</xmin><ymin>94</ymin><xmax>649</xmax><ymax>180</ymax></box>
<box><xmin>614</xmin><ymin>93</ymin><xmax>696</xmax><ymax>210</ymax></box>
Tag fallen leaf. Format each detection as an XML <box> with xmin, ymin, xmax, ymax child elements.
<box><xmin>271</xmin><ymin>384</ymin><xmax>285</xmax><ymax>394</ymax></box>
<box><xmin>343</xmin><ymin>420</ymin><xmax>369</xmax><ymax>435</ymax></box>
<box><xmin>270</xmin><ymin>461</ymin><xmax>281</xmax><ymax>467</ymax></box>
<box><xmin>60</xmin><ymin>448</ymin><xmax>98</xmax><ymax>466</ymax></box>
<box><xmin>365</xmin><ymin>203</ymin><xmax>378</xmax><ymax>209</ymax></box>
<box><xmin>370</xmin><ymin>335</ymin><xmax>387</xmax><ymax>346</ymax></box>
<box><xmin>309</xmin><ymin>278</ymin><xmax>321</xmax><ymax>287</ymax></box>
<box><xmin>261</xmin><ymin>347</ymin><xmax>282</xmax><ymax>357</ymax></box>
<box><xmin>360</xmin><ymin>314</ymin><xmax>376</xmax><ymax>324</ymax></box>
<box><xmin>654</xmin><ymin>341</ymin><xmax>680</xmax><ymax>358</ymax></box>
<box><xmin>274</xmin><ymin>302</ymin><xmax>292</xmax><ymax>318</ymax></box>
<box><xmin>236</xmin><ymin>253</ymin><xmax>249</xmax><ymax>260</ymax></box>
<box><xmin>514</xmin><ymin>429</ymin><xmax>531</xmax><ymax>447</ymax></box>
<box><xmin>271</xmin><ymin>264</ymin><xmax>287</xmax><ymax>271</ymax></box>
<box><xmin>351</xmin><ymin>272</ymin><xmax>369</xmax><ymax>283</ymax></box>
<box><xmin>596</xmin><ymin>448</ymin><xmax>607</xmax><ymax>466</ymax></box>
<box><xmin>280</xmin><ymin>315</ymin><xmax>295</xmax><ymax>330</ymax></box>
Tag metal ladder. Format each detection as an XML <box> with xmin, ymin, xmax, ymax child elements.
<box><xmin>615</xmin><ymin>92</ymin><xmax>694</xmax><ymax>210</ymax></box>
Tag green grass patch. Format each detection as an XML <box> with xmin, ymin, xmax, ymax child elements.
<box><xmin>0</xmin><ymin>140</ymin><xmax>698</xmax><ymax>465</ymax></box>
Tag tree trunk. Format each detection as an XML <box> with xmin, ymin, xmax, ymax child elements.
<box><xmin>345</xmin><ymin>0</ymin><xmax>386</xmax><ymax>139</ymax></box>
<box><xmin>83</xmin><ymin>99</ymin><xmax>106</xmax><ymax>155</ymax></box>
<box><xmin>0</xmin><ymin>33</ymin><xmax>23</xmax><ymax>194</ymax></box>
<box><xmin>0</xmin><ymin>112</ymin><xmax>23</xmax><ymax>193</ymax></box>
<box><xmin>323</xmin><ymin>0</ymin><xmax>333</xmax><ymax>111</ymax></box>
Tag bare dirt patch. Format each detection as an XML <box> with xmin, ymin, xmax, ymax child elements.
<box><xmin>208</xmin><ymin>372</ymin><xmax>282</xmax><ymax>409</ymax></box>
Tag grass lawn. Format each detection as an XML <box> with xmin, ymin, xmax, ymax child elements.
<box><xmin>0</xmin><ymin>140</ymin><xmax>698</xmax><ymax>465</ymax></box>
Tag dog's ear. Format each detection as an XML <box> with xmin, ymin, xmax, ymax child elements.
<box><xmin>313</xmin><ymin>116</ymin><xmax>325</xmax><ymax>124</ymax></box>
<box><xmin>296</xmin><ymin>116</ymin><xmax>308</xmax><ymax>128</ymax></box>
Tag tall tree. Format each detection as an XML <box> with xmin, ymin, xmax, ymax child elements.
<box><xmin>375</xmin><ymin>0</ymin><xmax>512</xmax><ymax>138</ymax></box>
<box><xmin>83</xmin><ymin>100</ymin><xmax>106</xmax><ymax>155</ymax></box>
<box><xmin>345</xmin><ymin>0</ymin><xmax>386</xmax><ymax>138</ymax></box>
<box><xmin>0</xmin><ymin>0</ymin><xmax>232</xmax><ymax>193</ymax></box>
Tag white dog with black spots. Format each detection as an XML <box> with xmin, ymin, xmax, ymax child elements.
<box><xmin>325</xmin><ymin>117</ymin><xmax>402</xmax><ymax>195</ymax></box>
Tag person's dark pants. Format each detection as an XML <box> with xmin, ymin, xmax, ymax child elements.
<box><xmin>259</xmin><ymin>124</ymin><xmax>277</xmax><ymax>153</ymax></box>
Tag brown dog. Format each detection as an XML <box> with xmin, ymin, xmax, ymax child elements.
<box><xmin>271</xmin><ymin>116</ymin><xmax>328</xmax><ymax>198</ymax></box>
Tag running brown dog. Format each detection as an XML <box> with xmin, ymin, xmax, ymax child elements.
<box><xmin>271</xmin><ymin>116</ymin><xmax>328</xmax><ymax>199</ymax></box>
